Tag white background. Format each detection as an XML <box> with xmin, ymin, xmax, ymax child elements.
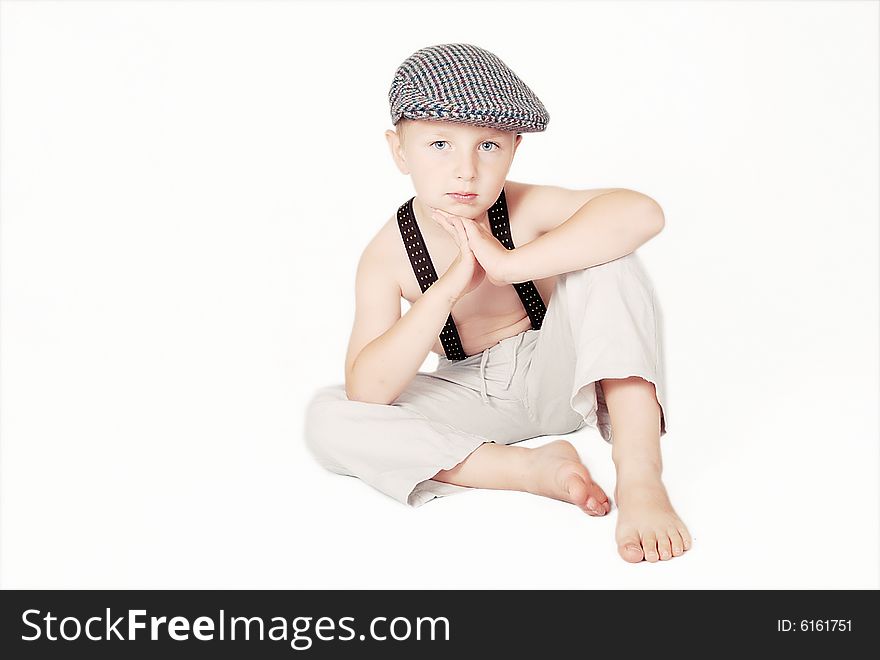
<box><xmin>1</xmin><ymin>0</ymin><xmax>877</xmax><ymax>589</ymax></box>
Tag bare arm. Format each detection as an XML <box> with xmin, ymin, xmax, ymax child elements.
<box><xmin>505</xmin><ymin>190</ymin><xmax>665</xmax><ymax>283</ymax></box>
<box><xmin>345</xmin><ymin>245</ymin><xmax>459</xmax><ymax>405</ymax></box>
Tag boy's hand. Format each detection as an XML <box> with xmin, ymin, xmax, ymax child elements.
<box><xmin>428</xmin><ymin>208</ymin><xmax>486</xmax><ymax>304</ymax></box>
<box><xmin>430</xmin><ymin>209</ymin><xmax>511</xmax><ymax>286</ymax></box>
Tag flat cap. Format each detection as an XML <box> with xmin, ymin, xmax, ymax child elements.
<box><xmin>388</xmin><ymin>43</ymin><xmax>549</xmax><ymax>133</ymax></box>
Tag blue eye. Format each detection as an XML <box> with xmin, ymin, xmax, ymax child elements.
<box><xmin>430</xmin><ymin>141</ymin><xmax>500</xmax><ymax>151</ymax></box>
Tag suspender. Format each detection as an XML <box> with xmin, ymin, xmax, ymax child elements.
<box><xmin>396</xmin><ymin>196</ymin><xmax>468</xmax><ymax>361</ymax></box>
<box><xmin>490</xmin><ymin>189</ymin><xmax>547</xmax><ymax>333</ymax></box>
<box><xmin>396</xmin><ymin>187</ymin><xmax>547</xmax><ymax>361</ymax></box>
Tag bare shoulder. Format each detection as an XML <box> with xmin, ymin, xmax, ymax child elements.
<box><xmin>505</xmin><ymin>180</ymin><xmax>629</xmax><ymax>236</ymax></box>
<box><xmin>359</xmin><ymin>213</ymin><xmax>404</xmax><ymax>295</ymax></box>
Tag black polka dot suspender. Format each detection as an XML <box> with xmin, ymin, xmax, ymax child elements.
<box><xmin>396</xmin><ymin>195</ymin><xmax>468</xmax><ymax>361</ymax></box>
<box><xmin>395</xmin><ymin>187</ymin><xmax>548</xmax><ymax>361</ymax></box>
<box><xmin>487</xmin><ymin>188</ymin><xmax>548</xmax><ymax>334</ymax></box>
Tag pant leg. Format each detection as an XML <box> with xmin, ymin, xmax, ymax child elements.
<box><xmin>523</xmin><ymin>251</ymin><xmax>668</xmax><ymax>444</ymax></box>
<box><xmin>304</xmin><ymin>335</ymin><xmax>540</xmax><ymax>507</ymax></box>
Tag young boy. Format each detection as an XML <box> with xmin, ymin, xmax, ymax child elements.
<box><xmin>305</xmin><ymin>43</ymin><xmax>692</xmax><ymax>563</ymax></box>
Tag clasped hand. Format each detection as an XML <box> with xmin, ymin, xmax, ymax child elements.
<box><xmin>428</xmin><ymin>207</ymin><xmax>512</xmax><ymax>287</ymax></box>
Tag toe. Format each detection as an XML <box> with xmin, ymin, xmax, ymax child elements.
<box><xmin>584</xmin><ymin>494</ymin><xmax>608</xmax><ymax>516</ymax></box>
<box><xmin>656</xmin><ymin>533</ymin><xmax>673</xmax><ymax>561</ymax></box>
<box><xmin>573</xmin><ymin>466</ymin><xmax>608</xmax><ymax>516</ymax></box>
<box><xmin>678</xmin><ymin>524</ymin><xmax>693</xmax><ymax>551</ymax></box>
<box><xmin>641</xmin><ymin>533</ymin><xmax>659</xmax><ymax>562</ymax></box>
<box><xmin>584</xmin><ymin>481</ymin><xmax>609</xmax><ymax>515</ymax></box>
<box><xmin>668</xmin><ymin>527</ymin><xmax>684</xmax><ymax>556</ymax></box>
<box><xmin>564</xmin><ymin>474</ymin><xmax>599</xmax><ymax>516</ymax></box>
<box><xmin>618</xmin><ymin>535</ymin><xmax>644</xmax><ymax>563</ymax></box>
<box><xmin>583</xmin><ymin>495</ymin><xmax>602</xmax><ymax>516</ymax></box>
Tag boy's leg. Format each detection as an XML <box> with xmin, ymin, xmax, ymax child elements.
<box><xmin>306</xmin><ymin>326</ymin><xmax>614</xmax><ymax>511</ymax></box>
<box><xmin>416</xmin><ymin>333</ymin><xmax>609</xmax><ymax>515</ymax></box>
<box><xmin>305</xmin><ymin>335</ymin><xmax>597</xmax><ymax>509</ymax></box>
<box><xmin>602</xmin><ymin>375</ymin><xmax>692</xmax><ymax>562</ymax></box>
<box><xmin>522</xmin><ymin>252</ymin><xmax>691</xmax><ymax>562</ymax></box>
<box><xmin>524</xmin><ymin>251</ymin><xmax>668</xmax><ymax>442</ymax></box>
<box><xmin>304</xmin><ymin>381</ymin><xmax>495</xmax><ymax>507</ymax></box>
<box><xmin>432</xmin><ymin>439</ymin><xmax>610</xmax><ymax>516</ymax></box>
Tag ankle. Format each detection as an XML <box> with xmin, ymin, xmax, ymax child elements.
<box><xmin>485</xmin><ymin>444</ymin><xmax>537</xmax><ymax>493</ymax></box>
<box><xmin>614</xmin><ymin>458</ymin><xmax>662</xmax><ymax>483</ymax></box>
<box><xmin>517</xmin><ymin>447</ymin><xmax>547</xmax><ymax>494</ymax></box>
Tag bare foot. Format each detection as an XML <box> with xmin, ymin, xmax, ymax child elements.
<box><xmin>613</xmin><ymin>475</ymin><xmax>692</xmax><ymax>562</ymax></box>
<box><xmin>525</xmin><ymin>440</ymin><xmax>610</xmax><ymax>516</ymax></box>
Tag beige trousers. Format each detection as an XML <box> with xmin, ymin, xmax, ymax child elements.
<box><xmin>304</xmin><ymin>252</ymin><xmax>668</xmax><ymax>507</ymax></box>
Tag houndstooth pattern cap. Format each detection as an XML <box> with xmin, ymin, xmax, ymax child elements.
<box><xmin>388</xmin><ymin>43</ymin><xmax>549</xmax><ymax>134</ymax></box>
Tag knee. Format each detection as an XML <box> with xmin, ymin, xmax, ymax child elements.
<box><xmin>586</xmin><ymin>252</ymin><xmax>643</xmax><ymax>280</ymax></box>
<box><xmin>574</xmin><ymin>252</ymin><xmax>655</xmax><ymax>303</ymax></box>
<box><xmin>304</xmin><ymin>384</ymin><xmax>353</xmax><ymax>475</ymax></box>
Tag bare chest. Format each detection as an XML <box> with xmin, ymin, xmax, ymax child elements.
<box><xmin>392</xmin><ymin>204</ymin><xmax>557</xmax><ymax>357</ymax></box>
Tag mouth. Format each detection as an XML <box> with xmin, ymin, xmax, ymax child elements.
<box><xmin>447</xmin><ymin>192</ymin><xmax>478</xmax><ymax>202</ymax></box>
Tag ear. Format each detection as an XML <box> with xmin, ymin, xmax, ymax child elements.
<box><xmin>384</xmin><ymin>129</ymin><xmax>409</xmax><ymax>175</ymax></box>
<box><xmin>512</xmin><ymin>133</ymin><xmax>523</xmax><ymax>154</ymax></box>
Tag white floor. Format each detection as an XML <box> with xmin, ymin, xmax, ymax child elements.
<box><xmin>2</xmin><ymin>368</ymin><xmax>876</xmax><ymax>589</ymax></box>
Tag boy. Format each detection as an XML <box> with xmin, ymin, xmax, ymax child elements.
<box><xmin>305</xmin><ymin>43</ymin><xmax>692</xmax><ymax>563</ymax></box>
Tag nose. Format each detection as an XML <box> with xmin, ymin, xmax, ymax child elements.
<box><xmin>454</xmin><ymin>152</ymin><xmax>478</xmax><ymax>181</ymax></box>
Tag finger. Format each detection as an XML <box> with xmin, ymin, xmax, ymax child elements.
<box><xmin>459</xmin><ymin>216</ymin><xmax>477</xmax><ymax>238</ymax></box>
<box><xmin>431</xmin><ymin>212</ymin><xmax>451</xmax><ymax>231</ymax></box>
<box><xmin>434</xmin><ymin>211</ymin><xmax>471</xmax><ymax>250</ymax></box>
<box><xmin>434</xmin><ymin>213</ymin><xmax>466</xmax><ymax>248</ymax></box>
<box><xmin>438</xmin><ymin>221</ymin><xmax>457</xmax><ymax>241</ymax></box>
<box><xmin>432</xmin><ymin>212</ymin><xmax>459</xmax><ymax>244</ymax></box>
<box><xmin>430</xmin><ymin>210</ymin><xmax>452</xmax><ymax>228</ymax></box>
<box><xmin>450</xmin><ymin>217</ymin><xmax>469</xmax><ymax>249</ymax></box>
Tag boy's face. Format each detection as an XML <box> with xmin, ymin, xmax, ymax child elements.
<box><xmin>385</xmin><ymin>119</ymin><xmax>522</xmax><ymax>219</ymax></box>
